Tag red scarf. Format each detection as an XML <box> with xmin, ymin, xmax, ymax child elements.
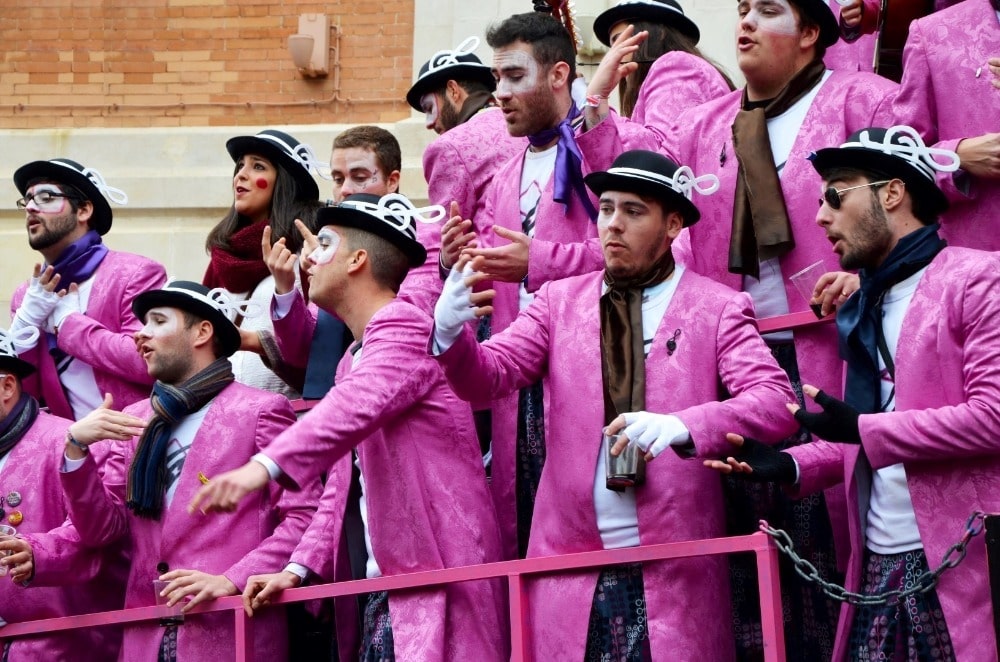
<box><xmin>203</xmin><ymin>220</ymin><xmax>271</xmax><ymax>294</ymax></box>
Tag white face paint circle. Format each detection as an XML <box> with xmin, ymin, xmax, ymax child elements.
<box><xmin>309</xmin><ymin>228</ymin><xmax>342</xmax><ymax>266</ymax></box>
<box><xmin>739</xmin><ymin>0</ymin><xmax>800</xmax><ymax>36</ymax></box>
<box><xmin>420</xmin><ymin>93</ymin><xmax>440</xmax><ymax>130</ymax></box>
<box><xmin>492</xmin><ymin>48</ymin><xmax>542</xmax><ymax>97</ymax></box>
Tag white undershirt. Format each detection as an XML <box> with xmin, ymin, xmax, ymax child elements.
<box><xmin>56</xmin><ymin>276</ymin><xmax>104</xmax><ymax>420</ymax></box>
<box><xmin>518</xmin><ymin>145</ymin><xmax>557</xmax><ymax>310</ymax></box>
<box><xmin>743</xmin><ymin>70</ymin><xmax>833</xmax><ymax>343</ymax></box>
<box><xmin>349</xmin><ymin>344</ymin><xmax>382</xmax><ymax>579</ymax></box>
<box><xmin>593</xmin><ymin>266</ymin><xmax>685</xmax><ymax>549</ymax></box>
<box><xmin>865</xmin><ymin>268</ymin><xmax>925</xmax><ymax>554</ymax></box>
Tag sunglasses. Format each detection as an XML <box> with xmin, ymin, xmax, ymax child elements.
<box><xmin>819</xmin><ymin>180</ymin><xmax>891</xmax><ymax>210</ymax></box>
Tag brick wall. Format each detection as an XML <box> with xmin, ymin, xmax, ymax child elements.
<box><xmin>0</xmin><ymin>0</ymin><xmax>415</xmax><ymax>129</ymax></box>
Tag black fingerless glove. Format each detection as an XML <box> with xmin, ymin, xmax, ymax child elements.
<box><xmin>793</xmin><ymin>390</ymin><xmax>861</xmax><ymax>444</ymax></box>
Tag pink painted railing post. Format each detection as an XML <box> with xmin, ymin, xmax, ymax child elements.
<box><xmin>755</xmin><ymin>533</ymin><xmax>787</xmax><ymax>662</ymax></box>
<box><xmin>508</xmin><ymin>573</ymin><xmax>530</xmax><ymax>662</ymax></box>
<box><xmin>234</xmin><ymin>605</ymin><xmax>254</xmax><ymax>662</ymax></box>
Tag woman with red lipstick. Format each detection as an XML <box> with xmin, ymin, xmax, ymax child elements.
<box><xmin>203</xmin><ymin>129</ymin><xmax>323</xmax><ymax>397</ymax></box>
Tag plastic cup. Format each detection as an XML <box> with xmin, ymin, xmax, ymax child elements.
<box><xmin>604</xmin><ymin>432</ymin><xmax>640</xmax><ymax>488</ymax></box>
<box><xmin>789</xmin><ymin>260</ymin><xmax>829</xmax><ymax>318</ymax></box>
<box><xmin>0</xmin><ymin>524</ymin><xmax>16</xmax><ymax>577</ymax></box>
<box><xmin>153</xmin><ymin>579</ymin><xmax>184</xmax><ymax>626</ymax></box>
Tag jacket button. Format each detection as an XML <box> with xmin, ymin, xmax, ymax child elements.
<box><xmin>156</xmin><ymin>562</ymin><xmax>169</xmax><ymax>574</ymax></box>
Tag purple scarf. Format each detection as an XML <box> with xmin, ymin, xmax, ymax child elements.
<box><xmin>527</xmin><ymin>104</ymin><xmax>598</xmax><ymax>221</ymax></box>
<box><xmin>49</xmin><ymin>230</ymin><xmax>109</xmax><ymax>285</ymax></box>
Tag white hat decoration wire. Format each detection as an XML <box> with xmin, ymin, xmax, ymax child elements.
<box><xmin>340</xmin><ymin>193</ymin><xmax>447</xmax><ymax>239</ymax></box>
<box><xmin>0</xmin><ymin>326</ymin><xmax>40</xmax><ymax>359</ymax></box>
<box><xmin>843</xmin><ymin>125</ymin><xmax>961</xmax><ymax>179</ymax></box>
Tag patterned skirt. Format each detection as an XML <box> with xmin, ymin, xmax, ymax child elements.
<box><xmin>515</xmin><ymin>380</ymin><xmax>546</xmax><ymax>558</ymax></box>
<box><xmin>359</xmin><ymin>591</ymin><xmax>395</xmax><ymax>662</ymax></box>
<box><xmin>725</xmin><ymin>343</ymin><xmax>841</xmax><ymax>662</ymax></box>
<box><xmin>584</xmin><ymin>563</ymin><xmax>652</xmax><ymax>662</ymax></box>
<box><xmin>846</xmin><ymin>549</ymin><xmax>955</xmax><ymax>661</ymax></box>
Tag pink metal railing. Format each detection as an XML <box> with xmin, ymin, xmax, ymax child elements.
<box><xmin>1</xmin><ymin>311</ymin><xmax>832</xmax><ymax>659</ymax></box>
<box><xmin>0</xmin><ymin>532</ymin><xmax>786</xmax><ymax>661</ymax></box>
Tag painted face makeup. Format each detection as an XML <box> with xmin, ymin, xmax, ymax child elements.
<box><xmin>420</xmin><ymin>93</ymin><xmax>441</xmax><ymax>131</ymax></box>
<box><xmin>492</xmin><ymin>48</ymin><xmax>542</xmax><ymax>98</ymax></box>
<box><xmin>738</xmin><ymin>0</ymin><xmax>800</xmax><ymax>36</ymax></box>
<box><xmin>255</xmin><ymin>178</ymin><xmax>269</xmax><ymax>190</ymax></box>
<box><xmin>330</xmin><ymin>147</ymin><xmax>386</xmax><ymax>201</ymax></box>
<box><xmin>309</xmin><ymin>228</ymin><xmax>341</xmax><ymax>266</ymax></box>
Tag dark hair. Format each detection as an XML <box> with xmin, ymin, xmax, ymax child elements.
<box><xmin>205</xmin><ymin>158</ymin><xmax>313</xmax><ymax>255</ymax></box>
<box><xmin>180</xmin><ymin>310</ymin><xmax>225</xmax><ymax>359</ymax></box>
<box><xmin>821</xmin><ymin>166</ymin><xmax>938</xmax><ymax>225</ymax></box>
<box><xmin>486</xmin><ymin>12</ymin><xmax>577</xmax><ymax>80</ymax></box>
<box><xmin>454</xmin><ymin>77</ymin><xmax>494</xmax><ymax>97</ymax></box>
<box><xmin>795</xmin><ymin>9</ymin><xmax>828</xmax><ymax>61</ymax></box>
<box><xmin>333</xmin><ymin>126</ymin><xmax>402</xmax><ymax>176</ymax></box>
<box><xmin>339</xmin><ymin>226</ymin><xmax>410</xmax><ymax>293</ymax></box>
<box><xmin>618</xmin><ymin>20</ymin><xmax>735</xmax><ymax>117</ymax></box>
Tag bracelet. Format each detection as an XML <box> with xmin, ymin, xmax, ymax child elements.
<box><xmin>585</xmin><ymin>94</ymin><xmax>608</xmax><ymax>108</ymax></box>
<box><xmin>66</xmin><ymin>431</ymin><xmax>90</xmax><ymax>455</ymax></box>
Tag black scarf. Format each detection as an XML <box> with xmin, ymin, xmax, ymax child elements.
<box><xmin>127</xmin><ymin>358</ymin><xmax>235</xmax><ymax>519</ymax></box>
<box><xmin>0</xmin><ymin>394</ymin><xmax>39</xmax><ymax>460</ymax></box>
<box><xmin>456</xmin><ymin>89</ymin><xmax>496</xmax><ymax>125</ymax></box>
<box><xmin>837</xmin><ymin>224</ymin><xmax>945</xmax><ymax>413</ymax></box>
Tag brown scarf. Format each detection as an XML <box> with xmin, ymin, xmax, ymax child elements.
<box><xmin>599</xmin><ymin>248</ymin><xmax>676</xmax><ymax>490</ymax></box>
<box><xmin>456</xmin><ymin>89</ymin><xmax>497</xmax><ymax>125</ymax></box>
<box><xmin>729</xmin><ymin>59</ymin><xmax>827</xmax><ymax>278</ymax></box>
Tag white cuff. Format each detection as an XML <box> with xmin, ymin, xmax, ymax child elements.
<box><xmin>62</xmin><ymin>453</ymin><xmax>88</xmax><ymax>473</ymax></box>
<box><xmin>271</xmin><ymin>291</ymin><xmax>299</xmax><ymax>321</ymax></box>
<box><xmin>251</xmin><ymin>453</ymin><xmax>283</xmax><ymax>480</ymax></box>
<box><xmin>284</xmin><ymin>562</ymin><xmax>311</xmax><ymax>581</ymax></box>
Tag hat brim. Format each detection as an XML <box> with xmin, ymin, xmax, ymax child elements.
<box><xmin>584</xmin><ymin>171</ymin><xmax>701</xmax><ymax>226</ymax></box>
<box><xmin>0</xmin><ymin>355</ymin><xmax>37</xmax><ymax>379</ymax></box>
<box><xmin>406</xmin><ymin>64</ymin><xmax>497</xmax><ymax>111</ymax></box>
<box><xmin>593</xmin><ymin>4</ymin><xmax>701</xmax><ymax>46</ymax></box>
<box><xmin>226</xmin><ymin>136</ymin><xmax>320</xmax><ymax>202</ymax></box>
<box><xmin>131</xmin><ymin>290</ymin><xmax>241</xmax><ymax>358</ymax></box>
<box><xmin>810</xmin><ymin>147</ymin><xmax>949</xmax><ymax>214</ymax></box>
<box><xmin>316</xmin><ymin>206</ymin><xmax>427</xmax><ymax>267</ymax></box>
<box><xmin>13</xmin><ymin>161</ymin><xmax>113</xmax><ymax>236</ymax></box>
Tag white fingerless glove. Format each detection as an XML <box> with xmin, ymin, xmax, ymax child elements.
<box><xmin>51</xmin><ymin>289</ymin><xmax>83</xmax><ymax>331</ymax></box>
<box><xmin>621</xmin><ymin>411</ymin><xmax>691</xmax><ymax>459</ymax></box>
<box><xmin>433</xmin><ymin>263</ymin><xmax>478</xmax><ymax>354</ymax></box>
<box><xmin>13</xmin><ymin>275</ymin><xmax>61</xmax><ymax>329</ymax></box>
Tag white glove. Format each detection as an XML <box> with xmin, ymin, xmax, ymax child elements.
<box><xmin>51</xmin><ymin>288</ymin><xmax>83</xmax><ymax>331</ymax></box>
<box><xmin>13</xmin><ymin>275</ymin><xmax>60</xmax><ymax>329</ymax></box>
<box><xmin>621</xmin><ymin>411</ymin><xmax>691</xmax><ymax>459</ymax></box>
<box><xmin>433</xmin><ymin>263</ymin><xmax>478</xmax><ymax>354</ymax></box>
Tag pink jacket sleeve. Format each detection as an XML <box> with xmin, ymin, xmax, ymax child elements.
<box><xmin>673</xmin><ymin>294</ymin><xmax>800</xmax><ymax>457</ymax></box>
<box><xmin>424</xmin><ymin>136</ymin><xmax>478</xmax><ymax>218</ymax></box>
<box><xmin>288</xmin><ymin>457</ymin><xmax>353</xmax><ymax>581</ymax></box>
<box><xmin>785</xmin><ymin>441</ymin><xmax>851</xmax><ymax>496</ymax></box>
<box><xmin>526</xmin><ymin>237</ymin><xmax>604</xmax><ymax>293</ymax></box>
<box><xmin>59</xmin><ymin>447</ymin><xmax>129</xmax><ymax>549</ymax></box>
<box><xmin>24</xmin><ymin>522</ymin><xmax>104</xmax><ymax>586</ymax></box>
<box><xmin>272</xmin><ymin>290</ymin><xmax>319</xmax><ymax>372</ymax></box>
<box><xmin>55</xmin><ymin>259</ymin><xmax>166</xmax><ymax>387</ymax></box>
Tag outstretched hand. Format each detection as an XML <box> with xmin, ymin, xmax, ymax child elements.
<box><xmin>68</xmin><ymin>393</ymin><xmax>148</xmax><ymax>446</ymax></box>
<box><xmin>188</xmin><ymin>460</ymin><xmax>271</xmax><ymax>515</ymax></box>
<box><xmin>787</xmin><ymin>385</ymin><xmax>861</xmax><ymax>443</ymax></box>
<box><xmin>702</xmin><ymin>434</ymin><xmax>797</xmax><ymax>484</ymax></box>
<box><xmin>463</xmin><ymin>226</ymin><xmax>531</xmax><ymax>283</ymax></box>
<box><xmin>587</xmin><ymin>24</ymin><xmax>647</xmax><ymax>100</ymax></box>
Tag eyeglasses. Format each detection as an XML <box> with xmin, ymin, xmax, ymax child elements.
<box><xmin>819</xmin><ymin>180</ymin><xmax>891</xmax><ymax>210</ymax></box>
<box><xmin>16</xmin><ymin>188</ymin><xmax>72</xmax><ymax>212</ymax></box>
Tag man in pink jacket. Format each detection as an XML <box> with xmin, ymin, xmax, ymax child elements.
<box><xmin>190</xmin><ymin>194</ymin><xmax>506</xmax><ymax>661</ymax></box>
<box><xmin>439</xmin><ymin>11</ymin><xmax>606</xmax><ymax>561</ymax></box>
<box><xmin>10</xmin><ymin>158</ymin><xmax>167</xmax><ymax>421</ymax></box>
<box><xmin>33</xmin><ymin>280</ymin><xmax>319</xmax><ymax>661</ymax></box>
<box><xmin>711</xmin><ymin>126</ymin><xmax>999</xmax><ymax>660</ymax></box>
<box><xmin>431</xmin><ymin>150</ymin><xmax>798</xmax><ymax>660</ymax></box>
<box><xmin>0</xmin><ymin>325</ymin><xmax>124</xmax><ymax>661</ymax></box>
<box><xmin>890</xmin><ymin>0</ymin><xmax>1000</xmax><ymax>251</ymax></box>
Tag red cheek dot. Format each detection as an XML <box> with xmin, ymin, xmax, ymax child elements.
<box><xmin>256</xmin><ymin>178</ymin><xmax>269</xmax><ymax>190</ymax></box>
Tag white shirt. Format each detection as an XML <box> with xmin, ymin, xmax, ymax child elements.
<box><xmin>518</xmin><ymin>145</ymin><xmax>557</xmax><ymax>311</ymax></box>
<box><xmin>743</xmin><ymin>70</ymin><xmax>833</xmax><ymax>343</ymax></box>
<box><xmin>57</xmin><ymin>275</ymin><xmax>104</xmax><ymax>420</ymax></box>
<box><xmin>593</xmin><ymin>266</ymin><xmax>687</xmax><ymax>550</ymax></box>
<box><xmin>865</xmin><ymin>268</ymin><xmax>925</xmax><ymax>554</ymax></box>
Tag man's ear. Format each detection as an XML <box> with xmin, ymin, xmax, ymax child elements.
<box><xmin>76</xmin><ymin>200</ymin><xmax>95</xmax><ymax>229</ymax></box>
<box><xmin>548</xmin><ymin>60</ymin><xmax>571</xmax><ymax>92</ymax></box>
<box><xmin>798</xmin><ymin>22</ymin><xmax>820</xmax><ymax>54</ymax></box>
<box><xmin>346</xmin><ymin>249</ymin><xmax>368</xmax><ymax>275</ymax></box>
<box><xmin>665</xmin><ymin>211</ymin><xmax>685</xmax><ymax>240</ymax></box>
<box><xmin>881</xmin><ymin>179</ymin><xmax>907</xmax><ymax>213</ymax></box>
<box><xmin>445</xmin><ymin>79</ymin><xmax>465</xmax><ymax>106</ymax></box>
<box><xmin>386</xmin><ymin>170</ymin><xmax>401</xmax><ymax>194</ymax></box>
<box><xmin>191</xmin><ymin>320</ymin><xmax>216</xmax><ymax>351</ymax></box>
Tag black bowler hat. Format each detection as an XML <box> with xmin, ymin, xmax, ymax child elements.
<box><xmin>783</xmin><ymin>0</ymin><xmax>839</xmax><ymax>47</ymax></box>
<box><xmin>315</xmin><ymin>193</ymin><xmax>447</xmax><ymax>267</ymax></box>
<box><xmin>594</xmin><ymin>0</ymin><xmax>701</xmax><ymax>46</ymax></box>
<box><xmin>809</xmin><ymin>125</ymin><xmax>961</xmax><ymax>215</ymax></box>
<box><xmin>13</xmin><ymin>159</ymin><xmax>128</xmax><ymax>236</ymax></box>
<box><xmin>0</xmin><ymin>327</ymin><xmax>38</xmax><ymax>378</ymax></box>
<box><xmin>132</xmin><ymin>281</ymin><xmax>245</xmax><ymax>358</ymax></box>
<box><xmin>226</xmin><ymin>129</ymin><xmax>322</xmax><ymax>201</ymax></box>
<box><xmin>406</xmin><ymin>37</ymin><xmax>496</xmax><ymax>111</ymax></box>
<box><xmin>584</xmin><ymin>149</ymin><xmax>719</xmax><ymax>226</ymax></box>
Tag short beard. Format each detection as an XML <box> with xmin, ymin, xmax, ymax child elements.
<box><xmin>439</xmin><ymin>97</ymin><xmax>461</xmax><ymax>132</ymax></box>
<box><xmin>839</xmin><ymin>198</ymin><xmax>893</xmax><ymax>271</ymax></box>
<box><xmin>28</xmin><ymin>212</ymin><xmax>78</xmax><ymax>251</ymax></box>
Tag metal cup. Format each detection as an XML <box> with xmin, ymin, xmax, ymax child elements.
<box><xmin>604</xmin><ymin>432</ymin><xmax>640</xmax><ymax>489</ymax></box>
<box><xmin>0</xmin><ymin>524</ymin><xmax>17</xmax><ymax>577</ymax></box>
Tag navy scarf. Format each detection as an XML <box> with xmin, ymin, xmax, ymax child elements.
<box><xmin>0</xmin><ymin>394</ymin><xmax>39</xmax><ymax>460</ymax></box>
<box><xmin>837</xmin><ymin>224</ymin><xmax>945</xmax><ymax>413</ymax></box>
<box><xmin>126</xmin><ymin>358</ymin><xmax>234</xmax><ymax>519</ymax></box>
<box><xmin>527</xmin><ymin>104</ymin><xmax>598</xmax><ymax>221</ymax></box>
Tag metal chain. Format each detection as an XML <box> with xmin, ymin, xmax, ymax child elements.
<box><xmin>758</xmin><ymin>511</ymin><xmax>986</xmax><ymax>606</ymax></box>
